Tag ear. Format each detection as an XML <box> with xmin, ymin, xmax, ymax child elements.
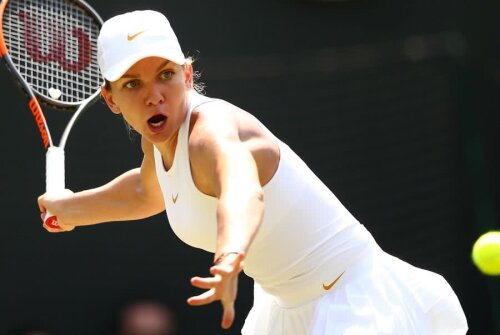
<box><xmin>183</xmin><ymin>63</ymin><xmax>193</xmax><ymax>89</ymax></box>
<box><xmin>101</xmin><ymin>86</ymin><xmax>121</xmax><ymax>114</ymax></box>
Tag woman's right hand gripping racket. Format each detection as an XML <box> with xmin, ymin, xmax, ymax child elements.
<box><xmin>0</xmin><ymin>0</ymin><xmax>103</xmax><ymax>230</ymax></box>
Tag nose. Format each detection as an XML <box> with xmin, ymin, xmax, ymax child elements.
<box><xmin>145</xmin><ymin>83</ymin><xmax>165</xmax><ymax>106</ymax></box>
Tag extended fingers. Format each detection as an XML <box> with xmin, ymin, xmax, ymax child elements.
<box><xmin>188</xmin><ymin>275</ymin><xmax>221</xmax><ymax>305</ymax></box>
<box><xmin>188</xmin><ymin>254</ymin><xmax>243</xmax><ymax>330</ymax></box>
<box><xmin>221</xmin><ymin>301</ymin><xmax>235</xmax><ymax>329</ymax></box>
<box><xmin>187</xmin><ymin>288</ymin><xmax>216</xmax><ymax>306</ymax></box>
<box><xmin>191</xmin><ymin>275</ymin><xmax>220</xmax><ymax>289</ymax></box>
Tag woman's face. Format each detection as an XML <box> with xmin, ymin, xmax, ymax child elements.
<box><xmin>102</xmin><ymin>56</ymin><xmax>193</xmax><ymax>145</ymax></box>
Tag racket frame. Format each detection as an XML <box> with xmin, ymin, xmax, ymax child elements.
<box><xmin>0</xmin><ymin>0</ymin><xmax>104</xmax><ymax>228</ymax></box>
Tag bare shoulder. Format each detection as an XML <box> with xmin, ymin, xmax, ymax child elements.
<box><xmin>189</xmin><ymin>99</ymin><xmax>271</xmax><ymax>145</ymax></box>
<box><xmin>189</xmin><ymin>100</ymin><xmax>239</xmax><ymax>143</ymax></box>
<box><xmin>188</xmin><ymin>98</ymin><xmax>280</xmax><ymax>187</ymax></box>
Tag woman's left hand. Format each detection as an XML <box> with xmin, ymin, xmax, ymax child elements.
<box><xmin>187</xmin><ymin>252</ymin><xmax>245</xmax><ymax>329</ymax></box>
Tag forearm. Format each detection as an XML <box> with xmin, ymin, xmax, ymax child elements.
<box><xmin>52</xmin><ymin>168</ymin><xmax>165</xmax><ymax>226</ymax></box>
<box><xmin>215</xmin><ymin>188</ymin><xmax>264</xmax><ymax>259</ymax></box>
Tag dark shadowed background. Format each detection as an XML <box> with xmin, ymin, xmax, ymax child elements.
<box><xmin>0</xmin><ymin>0</ymin><xmax>499</xmax><ymax>334</ymax></box>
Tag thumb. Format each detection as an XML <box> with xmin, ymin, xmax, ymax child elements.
<box><xmin>221</xmin><ymin>301</ymin><xmax>235</xmax><ymax>329</ymax></box>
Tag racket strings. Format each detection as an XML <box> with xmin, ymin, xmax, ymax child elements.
<box><xmin>3</xmin><ymin>0</ymin><xmax>101</xmax><ymax>106</ymax></box>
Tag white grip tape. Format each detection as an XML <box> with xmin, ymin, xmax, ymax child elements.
<box><xmin>46</xmin><ymin>146</ymin><xmax>65</xmax><ymax>193</ymax></box>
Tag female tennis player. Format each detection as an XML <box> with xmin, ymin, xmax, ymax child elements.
<box><xmin>37</xmin><ymin>10</ymin><xmax>468</xmax><ymax>334</ymax></box>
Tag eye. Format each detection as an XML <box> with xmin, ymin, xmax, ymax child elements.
<box><xmin>160</xmin><ymin>70</ymin><xmax>174</xmax><ymax>80</ymax></box>
<box><xmin>124</xmin><ymin>80</ymin><xmax>139</xmax><ymax>89</ymax></box>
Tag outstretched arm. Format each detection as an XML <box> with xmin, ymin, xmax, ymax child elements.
<box><xmin>186</xmin><ymin>107</ymin><xmax>265</xmax><ymax>329</ymax></box>
<box><xmin>38</xmin><ymin>137</ymin><xmax>165</xmax><ymax>231</ymax></box>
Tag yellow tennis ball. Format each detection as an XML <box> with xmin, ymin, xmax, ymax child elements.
<box><xmin>472</xmin><ymin>231</ymin><xmax>500</xmax><ymax>276</ymax></box>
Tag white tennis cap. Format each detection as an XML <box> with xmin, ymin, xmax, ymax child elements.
<box><xmin>98</xmin><ymin>10</ymin><xmax>186</xmax><ymax>82</ymax></box>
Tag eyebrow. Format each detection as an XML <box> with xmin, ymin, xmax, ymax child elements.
<box><xmin>120</xmin><ymin>60</ymin><xmax>172</xmax><ymax>79</ymax></box>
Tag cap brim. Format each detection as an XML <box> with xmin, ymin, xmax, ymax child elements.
<box><xmin>103</xmin><ymin>48</ymin><xmax>186</xmax><ymax>82</ymax></box>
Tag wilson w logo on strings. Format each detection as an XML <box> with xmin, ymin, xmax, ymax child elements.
<box><xmin>18</xmin><ymin>11</ymin><xmax>92</xmax><ymax>72</ymax></box>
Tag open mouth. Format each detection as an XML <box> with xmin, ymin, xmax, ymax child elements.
<box><xmin>148</xmin><ymin>114</ymin><xmax>167</xmax><ymax>128</ymax></box>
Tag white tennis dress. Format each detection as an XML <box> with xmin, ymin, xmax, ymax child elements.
<box><xmin>153</xmin><ymin>90</ymin><xmax>468</xmax><ymax>335</ymax></box>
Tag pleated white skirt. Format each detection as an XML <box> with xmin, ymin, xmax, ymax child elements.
<box><xmin>242</xmin><ymin>246</ymin><xmax>467</xmax><ymax>335</ymax></box>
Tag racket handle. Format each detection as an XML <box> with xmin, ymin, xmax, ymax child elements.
<box><xmin>44</xmin><ymin>212</ymin><xmax>60</xmax><ymax>229</ymax></box>
<box><xmin>46</xmin><ymin>146</ymin><xmax>65</xmax><ymax>192</ymax></box>
<box><xmin>44</xmin><ymin>147</ymin><xmax>65</xmax><ymax>228</ymax></box>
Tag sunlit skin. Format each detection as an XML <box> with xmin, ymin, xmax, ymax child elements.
<box><xmin>38</xmin><ymin>56</ymin><xmax>280</xmax><ymax>330</ymax></box>
<box><xmin>100</xmin><ymin>61</ymin><xmax>254</xmax><ymax>328</ymax></box>
<box><xmin>35</xmin><ymin>8</ymin><xmax>468</xmax><ymax>332</ymax></box>
<box><xmin>101</xmin><ymin>56</ymin><xmax>193</xmax><ymax>163</ymax></box>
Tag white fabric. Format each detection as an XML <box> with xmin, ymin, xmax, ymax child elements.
<box><xmin>46</xmin><ymin>146</ymin><xmax>65</xmax><ymax>192</ymax></box>
<box><xmin>153</xmin><ymin>90</ymin><xmax>468</xmax><ymax>335</ymax></box>
<box><xmin>154</xmin><ymin>91</ymin><xmax>373</xmax><ymax>305</ymax></box>
<box><xmin>153</xmin><ymin>91</ymin><xmax>219</xmax><ymax>250</ymax></box>
<box><xmin>242</xmin><ymin>245</ymin><xmax>468</xmax><ymax>335</ymax></box>
<box><xmin>98</xmin><ymin>10</ymin><xmax>185</xmax><ymax>81</ymax></box>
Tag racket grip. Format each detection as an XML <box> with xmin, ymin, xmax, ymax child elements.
<box><xmin>44</xmin><ymin>212</ymin><xmax>60</xmax><ymax>229</ymax></box>
<box><xmin>44</xmin><ymin>147</ymin><xmax>65</xmax><ymax>228</ymax></box>
<box><xmin>46</xmin><ymin>146</ymin><xmax>65</xmax><ymax>193</ymax></box>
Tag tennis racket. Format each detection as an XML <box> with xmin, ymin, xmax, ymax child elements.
<box><xmin>0</xmin><ymin>0</ymin><xmax>103</xmax><ymax>229</ymax></box>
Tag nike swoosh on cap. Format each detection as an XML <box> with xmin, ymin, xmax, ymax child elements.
<box><xmin>127</xmin><ymin>30</ymin><xmax>145</xmax><ymax>41</ymax></box>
